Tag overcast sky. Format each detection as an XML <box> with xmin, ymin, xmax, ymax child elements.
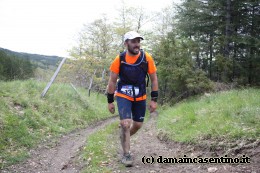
<box><xmin>0</xmin><ymin>0</ymin><xmax>180</xmax><ymax>57</ymax></box>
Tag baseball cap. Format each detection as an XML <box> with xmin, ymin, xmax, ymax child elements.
<box><xmin>123</xmin><ymin>31</ymin><xmax>144</xmax><ymax>42</ymax></box>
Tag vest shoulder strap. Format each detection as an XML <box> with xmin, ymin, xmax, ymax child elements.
<box><xmin>119</xmin><ymin>51</ymin><xmax>127</xmax><ymax>63</ymax></box>
<box><xmin>119</xmin><ymin>50</ymin><xmax>146</xmax><ymax>64</ymax></box>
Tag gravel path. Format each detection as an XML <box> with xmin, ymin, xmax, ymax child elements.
<box><xmin>110</xmin><ymin>112</ymin><xmax>259</xmax><ymax>173</ymax></box>
<box><xmin>2</xmin><ymin>116</ymin><xmax>117</xmax><ymax>173</ymax></box>
<box><xmin>2</xmin><ymin>112</ymin><xmax>259</xmax><ymax>173</ymax></box>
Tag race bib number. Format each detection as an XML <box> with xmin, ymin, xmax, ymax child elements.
<box><xmin>121</xmin><ymin>85</ymin><xmax>139</xmax><ymax>97</ymax></box>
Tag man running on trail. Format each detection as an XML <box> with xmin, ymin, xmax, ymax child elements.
<box><xmin>106</xmin><ymin>31</ymin><xmax>159</xmax><ymax>167</ymax></box>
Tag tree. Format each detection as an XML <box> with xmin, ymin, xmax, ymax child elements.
<box><xmin>113</xmin><ymin>0</ymin><xmax>150</xmax><ymax>51</ymax></box>
<box><xmin>173</xmin><ymin>0</ymin><xmax>260</xmax><ymax>85</ymax></box>
<box><xmin>153</xmin><ymin>32</ymin><xmax>212</xmax><ymax>104</ymax></box>
<box><xmin>70</xmin><ymin>15</ymin><xmax>117</xmax><ymax>60</ymax></box>
<box><xmin>67</xmin><ymin>3</ymin><xmax>154</xmax><ymax>92</ymax></box>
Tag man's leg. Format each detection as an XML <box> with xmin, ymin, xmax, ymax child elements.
<box><xmin>130</xmin><ymin>99</ymin><xmax>146</xmax><ymax>136</ymax></box>
<box><xmin>130</xmin><ymin>121</ymin><xmax>143</xmax><ymax>136</ymax></box>
<box><xmin>120</xmin><ymin>119</ymin><xmax>132</xmax><ymax>154</ymax></box>
<box><xmin>117</xmin><ymin>97</ymin><xmax>133</xmax><ymax>166</ymax></box>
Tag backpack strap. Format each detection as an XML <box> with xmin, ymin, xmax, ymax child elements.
<box><xmin>119</xmin><ymin>51</ymin><xmax>127</xmax><ymax>63</ymax></box>
<box><xmin>119</xmin><ymin>51</ymin><xmax>127</xmax><ymax>74</ymax></box>
<box><xmin>146</xmin><ymin>73</ymin><xmax>149</xmax><ymax>87</ymax></box>
<box><xmin>142</xmin><ymin>51</ymin><xmax>150</xmax><ymax>87</ymax></box>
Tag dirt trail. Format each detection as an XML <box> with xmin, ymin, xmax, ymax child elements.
<box><xmin>2</xmin><ymin>116</ymin><xmax>117</xmax><ymax>173</ymax></box>
<box><xmin>110</xmin><ymin>112</ymin><xmax>260</xmax><ymax>173</ymax></box>
<box><xmin>2</xmin><ymin>112</ymin><xmax>259</xmax><ymax>173</ymax></box>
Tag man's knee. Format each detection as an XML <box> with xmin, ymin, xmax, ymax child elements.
<box><xmin>130</xmin><ymin>121</ymin><xmax>143</xmax><ymax>136</ymax></box>
<box><xmin>132</xmin><ymin>121</ymin><xmax>143</xmax><ymax>130</ymax></box>
<box><xmin>120</xmin><ymin>119</ymin><xmax>132</xmax><ymax>129</ymax></box>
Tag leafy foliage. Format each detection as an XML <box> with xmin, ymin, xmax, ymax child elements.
<box><xmin>154</xmin><ymin>33</ymin><xmax>213</xmax><ymax>104</ymax></box>
<box><xmin>174</xmin><ymin>0</ymin><xmax>260</xmax><ymax>85</ymax></box>
<box><xmin>58</xmin><ymin>58</ymin><xmax>109</xmax><ymax>93</ymax></box>
<box><xmin>147</xmin><ymin>0</ymin><xmax>260</xmax><ymax>103</ymax></box>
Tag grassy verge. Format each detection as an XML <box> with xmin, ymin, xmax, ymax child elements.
<box><xmin>157</xmin><ymin>88</ymin><xmax>260</xmax><ymax>143</ymax></box>
<box><xmin>80</xmin><ymin>121</ymin><xmax>118</xmax><ymax>173</ymax></box>
<box><xmin>0</xmin><ymin>79</ymin><xmax>111</xmax><ymax>168</ymax></box>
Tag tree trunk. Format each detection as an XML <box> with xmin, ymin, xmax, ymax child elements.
<box><xmin>209</xmin><ymin>33</ymin><xmax>213</xmax><ymax>79</ymax></box>
<box><xmin>224</xmin><ymin>0</ymin><xmax>231</xmax><ymax>58</ymax></box>
<box><xmin>248</xmin><ymin>4</ymin><xmax>256</xmax><ymax>85</ymax></box>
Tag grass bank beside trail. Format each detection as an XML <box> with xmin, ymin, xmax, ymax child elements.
<box><xmin>0</xmin><ymin>79</ymin><xmax>111</xmax><ymax>168</ymax></box>
<box><xmin>81</xmin><ymin>121</ymin><xmax>119</xmax><ymax>173</ymax></box>
<box><xmin>157</xmin><ymin>88</ymin><xmax>260</xmax><ymax>143</ymax></box>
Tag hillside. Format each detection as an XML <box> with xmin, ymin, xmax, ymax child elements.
<box><xmin>1</xmin><ymin>80</ymin><xmax>259</xmax><ymax>172</ymax></box>
<box><xmin>0</xmin><ymin>47</ymin><xmax>63</xmax><ymax>70</ymax></box>
<box><xmin>0</xmin><ymin>80</ymin><xmax>111</xmax><ymax>168</ymax></box>
<box><xmin>157</xmin><ymin>88</ymin><xmax>260</xmax><ymax>143</ymax></box>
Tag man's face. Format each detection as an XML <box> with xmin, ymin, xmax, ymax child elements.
<box><xmin>125</xmin><ymin>38</ymin><xmax>141</xmax><ymax>55</ymax></box>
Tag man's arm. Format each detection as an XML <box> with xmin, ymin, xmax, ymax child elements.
<box><xmin>149</xmin><ymin>72</ymin><xmax>158</xmax><ymax>113</ymax></box>
<box><xmin>107</xmin><ymin>71</ymin><xmax>118</xmax><ymax>114</ymax></box>
<box><xmin>107</xmin><ymin>71</ymin><xmax>118</xmax><ymax>94</ymax></box>
<box><xmin>149</xmin><ymin>72</ymin><xmax>158</xmax><ymax>92</ymax></box>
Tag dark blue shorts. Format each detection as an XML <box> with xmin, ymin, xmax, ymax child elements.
<box><xmin>116</xmin><ymin>97</ymin><xmax>146</xmax><ymax>122</ymax></box>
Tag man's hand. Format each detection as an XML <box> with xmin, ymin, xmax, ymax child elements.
<box><xmin>108</xmin><ymin>103</ymin><xmax>115</xmax><ymax>114</ymax></box>
<box><xmin>149</xmin><ymin>100</ymin><xmax>157</xmax><ymax>113</ymax></box>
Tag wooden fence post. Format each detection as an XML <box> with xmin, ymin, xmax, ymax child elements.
<box><xmin>88</xmin><ymin>69</ymin><xmax>97</xmax><ymax>97</ymax></box>
<box><xmin>101</xmin><ymin>68</ymin><xmax>106</xmax><ymax>82</ymax></box>
<box><xmin>41</xmin><ymin>58</ymin><xmax>67</xmax><ymax>98</ymax></box>
<box><xmin>70</xmin><ymin>83</ymin><xmax>88</xmax><ymax>108</ymax></box>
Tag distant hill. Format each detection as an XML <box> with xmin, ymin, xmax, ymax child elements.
<box><xmin>0</xmin><ymin>47</ymin><xmax>64</xmax><ymax>70</ymax></box>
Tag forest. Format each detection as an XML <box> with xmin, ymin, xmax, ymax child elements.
<box><xmin>0</xmin><ymin>50</ymin><xmax>34</xmax><ymax>80</ymax></box>
<box><xmin>0</xmin><ymin>48</ymin><xmax>63</xmax><ymax>81</ymax></box>
<box><xmin>63</xmin><ymin>0</ymin><xmax>259</xmax><ymax>103</ymax></box>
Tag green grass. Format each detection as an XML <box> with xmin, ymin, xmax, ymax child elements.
<box><xmin>0</xmin><ymin>79</ymin><xmax>112</xmax><ymax>168</ymax></box>
<box><xmin>157</xmin><ymin>88</ymin><xmax>260</xmax><ymax>143</ymax></box>
<box><xmin>81</xmin><ymin>122</ymin><xmax>118</xmax><ymax>173</ymax></box>
<box><xmin>1</xmin><ymin>79</ymin><xmax>259</xmax><ymax>170</ymax></box>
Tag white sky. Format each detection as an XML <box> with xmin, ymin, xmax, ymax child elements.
<box><xmin>0</xmin><ymin>0</ymin><xmax>179</xmax><ymax>57</ymax></box>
